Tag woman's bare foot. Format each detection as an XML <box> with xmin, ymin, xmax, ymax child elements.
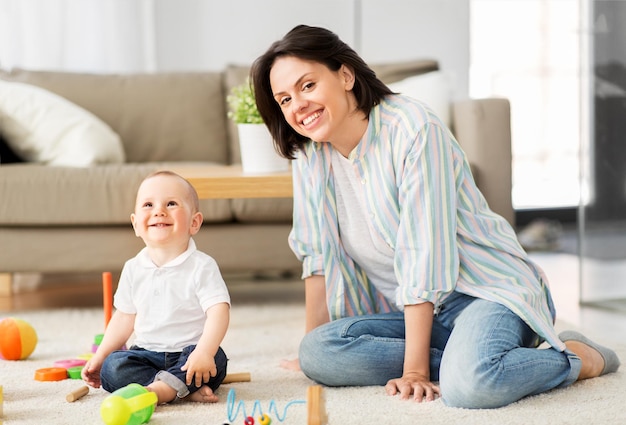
<box><xmin>280</xmin><ymin>358</ymin><xmax>301</xmax><ymax>371</ymax></box>
<box><xmin>185</xmin><ymin>385</ymin><xmax>219</xmax><ymax>403</ymax></box>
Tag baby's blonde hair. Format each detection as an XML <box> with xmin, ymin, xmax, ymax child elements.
<box><xmin>141</xmin><ymin>170</ymin><xmax>200</xmax><ymax>212</ymax></box>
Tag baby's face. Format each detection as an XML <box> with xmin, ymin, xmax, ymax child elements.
<box><xmin>131</xmin><ymin>175</ymin><xmax>200</xmax><ymax>249</ymax></box>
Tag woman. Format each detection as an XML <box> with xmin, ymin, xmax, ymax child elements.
<box><xmin>251</xmin><ymin>24</ymin><xmax>620</xmax><ymax>408</ymax></box>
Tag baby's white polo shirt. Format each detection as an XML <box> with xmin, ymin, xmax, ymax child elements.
<box><xmin>114</xmin><ymin>238</ymin><xmax>230</xmax><ymax>352</ymax></box>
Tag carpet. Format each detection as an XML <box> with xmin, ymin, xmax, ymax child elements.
<box><xmin>1</xmin><ymin>305</ymin><xmax>625</xmax><ymax>425</ymax></box>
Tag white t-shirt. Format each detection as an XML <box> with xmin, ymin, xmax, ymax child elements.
<box><xmin>114</xmin><ymin>238</ymin><xmax>230</xmax><ymax>352</ymax></box>
<box><xmin>331</xmin><ymin>150</ymin><xmax>400</xmax><ymax>309</ymax></box>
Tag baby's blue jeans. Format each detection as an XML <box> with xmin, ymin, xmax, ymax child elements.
<box><xmin>100</xmin><ymin>345</ymin><xmax>227</xmax><ymax>398</ymax></box>
<box><xmin>299</xmin><ymin>292</ymin><xmax>580</xmax><ymax>408</ymax></box>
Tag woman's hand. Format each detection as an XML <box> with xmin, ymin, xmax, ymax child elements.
<box><xmin>385</xmin><ymin>372</ymin><xmax>440</xmax><ymax>402</ymax></box>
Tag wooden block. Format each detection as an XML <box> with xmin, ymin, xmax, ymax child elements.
<box><xmin>222</xmin><ymin>372</ymin><xmax>251</xmax><ymax>384</ymax></box>
<box><xmin>66</xmin><ymin>385</ymin><xmax>89</xmax><ymax>402</ymax></box>
<box><xmin>307</xmin><ymin>385</ymin><xmax>327</xmax><ymax>425</ymax></box>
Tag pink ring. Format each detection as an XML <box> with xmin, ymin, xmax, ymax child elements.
<box><xmin>54</xmin><ymin>359</ymin><xmax>87</xmax><ymax>369</ymax></box>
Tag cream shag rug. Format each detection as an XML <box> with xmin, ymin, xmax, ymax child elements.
<box><xmin>1</xmin><ymin>304</ymin><xmax>625</xmax><ymax>425</ymax></box>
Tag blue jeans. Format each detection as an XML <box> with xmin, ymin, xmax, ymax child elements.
<box><xmin>100</xmin><ymin>345</ymin><xmax>228</xmax><ymax>398</ymax></box>
<box><xmin>299</xmin><ymin>292</ymin><xmax>580</xmax><ymax>408</ymax></box>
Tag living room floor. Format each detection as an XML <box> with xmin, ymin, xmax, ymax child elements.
<box><xmin>2</xmin><ymin>253</ymin><xmax>625</xmax><ymax>344</ymax></box>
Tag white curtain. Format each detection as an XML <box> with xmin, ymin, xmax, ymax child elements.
<box><xmin>0</xmin><ymin>0</ymin><xmax>156</xmax><ymax>73</ymax></box>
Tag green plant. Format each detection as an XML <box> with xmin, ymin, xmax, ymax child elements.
<box><xmin>227</xmin><ymin>78</ymin><xmax>264</xmax><ymax>124</ymax></box>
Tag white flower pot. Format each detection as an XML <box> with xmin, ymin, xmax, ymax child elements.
<box><xmin>237</xmin><ymin>123</ymin><xmax>290</xmax><ymax>173</ymax></box>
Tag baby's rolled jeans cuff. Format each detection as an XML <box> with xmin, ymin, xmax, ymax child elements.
<box><xmin>154</xmin><ymin>370</ymin><xmax>189</xmax><ymax>398</ymax></box>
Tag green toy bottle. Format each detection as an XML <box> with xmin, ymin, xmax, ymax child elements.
<box><xmin>100</xmin><ymin>383</ymin><xmax>158</xmax><ymax>425</ymax></box>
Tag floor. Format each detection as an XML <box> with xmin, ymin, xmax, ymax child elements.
<box><xmin>2</xmin><ymin>253</ymin><xmax>625</xmax><ymax>344</ymax></box>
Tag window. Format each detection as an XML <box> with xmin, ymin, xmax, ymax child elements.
<box><xmin>470</xmin><ymin>0</ymin><xmax>581</xmax><ymax>210</ymax></box>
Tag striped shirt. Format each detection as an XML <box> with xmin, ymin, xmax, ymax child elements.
<box><xmin>288</xmin><ymin>94</ymin><xmax>564</xmax><ymax>350</ymax></box>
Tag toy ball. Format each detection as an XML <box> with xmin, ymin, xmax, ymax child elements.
<box><xmin>0</xmin><ymin>317</ymin><xmax>38</xmax><ymax>360</ymax></box>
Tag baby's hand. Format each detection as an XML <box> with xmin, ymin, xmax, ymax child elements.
<box><xmin>81</xmin><ymin>358</ymin><xmax>103</xmax><ymax>388</ymax></box>
<box><xmin>181</xmin><ymin>350</ymin><xmax>217</xmax><ymax>388</ymax></box>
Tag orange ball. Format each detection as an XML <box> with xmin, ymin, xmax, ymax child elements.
<box><xmin>0</xmin><ymin>317</ymin><xmax>38</xmax><ymax>360</ymax></box>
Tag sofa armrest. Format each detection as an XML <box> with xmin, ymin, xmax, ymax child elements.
<box><xmin>451</xmin><ymin>98</ymin><xmax>515</xmax><ymax>227</ymax></box>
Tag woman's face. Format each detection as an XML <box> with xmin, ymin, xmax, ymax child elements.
<box><xmin>269</xmin><ymin>55</ymin><xmax>362</xmax><ymax>146</ymax></box>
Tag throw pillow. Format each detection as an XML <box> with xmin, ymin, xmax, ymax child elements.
<box><xmin>387</xmin><ymin>70</ymin><xmax>452</xmax><ymax>127</ymax></box>
<box><xmin>0</xmin><ymin>80</ymin><xmax>125</xmax><ymax>166</ymax></box>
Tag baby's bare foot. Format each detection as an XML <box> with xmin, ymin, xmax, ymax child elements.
<box><xmin>186</xmin><ymin>386</ymin><xmax>219</xmax><ymax>403</ymax></box>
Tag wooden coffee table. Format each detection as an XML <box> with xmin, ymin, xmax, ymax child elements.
<box><xmin>173</xmin><ymin>165</ymin><xmax>293</xmax><ymax>199</ymax></box>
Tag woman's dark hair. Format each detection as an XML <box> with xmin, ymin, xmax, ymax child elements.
<box><xmin>251</xmin><ymin>24</ymin><xmax>392</xmax><ymax>159</ymax></box>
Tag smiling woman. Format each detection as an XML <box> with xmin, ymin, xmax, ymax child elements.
<box><xmin>248</xmin><ymin>24</ymin><xmax>620</xmax><ymax>410</ymax></box>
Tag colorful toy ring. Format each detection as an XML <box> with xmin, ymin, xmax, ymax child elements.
<box><xmin>34</xmin><ymin>367</ymin><xmax>68</xmax><ymax>381</ymax></box>
<box><xmin>54</xmin><ymin>359</ymin><xmax>87</xmax><ymax>369</ymax></box>
<box><xmin>67</xmin><ymin>366</ymin><xmax>84</xmax><ymax>379</ymax></box>
<box><xmin>244</xmin><ymin>416</ymin><xmax>254</xmax><ymax>425</ymax></box>
<box><xmin>259</xmin><ymin>413</ymin><xmax>272</xmax><ymax>425</ymax></box>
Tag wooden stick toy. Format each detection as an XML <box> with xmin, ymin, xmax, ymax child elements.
<box><xmin>102</xmin><ymin>272</ymin><xmax>113</xmax><ymax>329</ymax></box>
<box><xmin>307</xmin><ymin>385</ymin><xmax>327</xmax><ymax>425</ymax></box>
<box><xmin>222</xmin><ymin>372</ymin><xmax>251</xmax><ymax>384</ymax></box>
<box><xmin>66</xmin><ymin>385</ymin><xmax>89</xmax><ymax>402</ymax></box>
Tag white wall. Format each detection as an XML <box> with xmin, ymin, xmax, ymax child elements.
<box><xmin>153</xmin><ymin>0</ymin><xmax>469</xmax><ymax>99</ymax></box>
<box><xmin>0</xmin><ymin>0</ymin><xmax>469</xmax><ymax>98</ymax></box>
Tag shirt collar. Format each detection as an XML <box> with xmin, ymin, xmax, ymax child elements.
<box><xmin>136</xmin><ymin>238</ymin><xmax>197</xmax><ymax>269</ymax></box>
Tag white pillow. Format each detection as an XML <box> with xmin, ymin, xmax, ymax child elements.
<box><xmin>387</xmin><ymin>71</ymin><xmax>452</xmax><ymax>127</ymax></box>
<box><xmin>0</xmin><ymin>80</ymin><xmax>125</xmax><ymax>166</ymax></box>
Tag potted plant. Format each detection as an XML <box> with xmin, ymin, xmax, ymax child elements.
<box><xmin>227</xmin><ymin>79</ymin><xmax>289</xmax><ymax>173</ymax></box>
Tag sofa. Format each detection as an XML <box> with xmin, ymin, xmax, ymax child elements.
<box><xmin>0</xmin><ymin>60</ymin><xmax>513</xmax><ymax>297</ymax></box>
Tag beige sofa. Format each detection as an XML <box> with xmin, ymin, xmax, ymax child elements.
<box><xmin>0</xmin><ymin>60</ymin><xmax>513</xmax><ymax>296</ymax></box>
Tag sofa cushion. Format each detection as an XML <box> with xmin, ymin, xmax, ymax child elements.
<box><xmin>387</xmin><ymin>71</ymin><xmax>452</xmax><ymax>126</ymax></box>
<box><xmin>0</xmin><ymin>162</ymin><xmax>233</xmax><ymax>226</ymax></box>
<box><xmin>0</xmin><ymin>80</ymin><xmax>125</xmax><ymax>166</ymax></box>
<box><xmin>0</xmin><ymin>69</ymin><xmax>229</xmax><ymax>164</ymax></box>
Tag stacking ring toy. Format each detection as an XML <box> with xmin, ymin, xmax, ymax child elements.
<box><xmin>67</xmin><ymin>366</ymin><xmax>84</xmax><ymax>379</ymax></box>
<box><xmin>54</xmin><ymin>359</ymin><xmax>87</xmax><ymax>369</ymax></box>
<box><xmin>34</xmin><ymin>367</ymin><xmax>68</xmax><ymax>381</ymax></box>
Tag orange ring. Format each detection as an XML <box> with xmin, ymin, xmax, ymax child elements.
<box><xmin>34</xmin><ymin>367</ymin><xmax>68</xmax><ymax>381</ymax></box>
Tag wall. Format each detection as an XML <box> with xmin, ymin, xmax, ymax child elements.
<box><xmin>153</xmin><ymin>0</ymin><xmax>469</xmax><ymax>99</ymax></box>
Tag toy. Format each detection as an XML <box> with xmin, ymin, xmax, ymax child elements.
<box><xmin>34</xmin><ymin>367</ymin><xmax>68</xmax><ymax>381</ymax></box>
<box><xmin>67</xmin><ymin>366</ymin><xmax>84</xmax><ymax>379</ymax></box>
<box><xmin>0</xmin><ymin>317</ymin><xmax>38</xmax><ymax>360</ymax></box>
<box><xmin>66</xmin><ymin>385</ymin><xmax>89</xmax><ymax>402</ymax></box>
<box><xmin>100</xmin><ymin>383</ymin><xmax>158</xmax><ymax>425</ymax></box>
<box><xmin>222</xmin><ymin>372</ymin><xmax>251</xmax><ymax>384</ymax></box>
<box><xmin>226</xmin><ymin>385</ymin><xmax>327</xmax><ymax>425</ymax></box>
<box><xmin>0</xmin><ymin>385</ymin><xmax>3</xmax><ymax>417</ymax></box>
<box><xmin>54</xmin><ymin>359</ymin><xmax>87</xmax><ymax>369</ymax></box>
<box><xmin>103</xmin><ymin>272</ymin><xmax>113</xmax><ymax>328</ymax></box>
<box><xmin>306</xmin><ymin>385</ymin><xmax>327</xmax><ymax>425</ymax></box>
